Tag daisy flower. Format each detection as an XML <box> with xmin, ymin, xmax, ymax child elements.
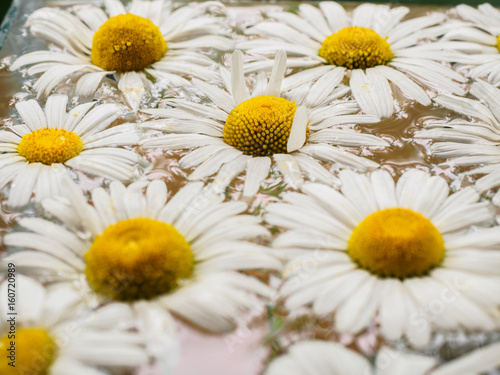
<box><xmin>10</xmin><ymin>0</ymin><xmax>232</xmax><ymax>110</ymax></box>
<box><xmin>141</xmin><ymin>50</ymin><xmax>388</xmax><ymax>198</ymax></box>
<box><xmin>0</xmin><ymin>274</ymin><xmax>151</xmax><ymax>374</ymax></box>
<box><xmin>442</xmin><ymin>3</ymin><xmax>500</xmax><ymax>86</ymax></box>
<box><xmin>4</xmin><ymin>176</ymin><xmax>281</xmax><ymax>339</ymax></box>
<box><xmin>238</xmin><ymin>1</ymin><xmax>469</xmax><ymax>118</ymax></box>
<box><xmin>265</xmin><ymin>168</ymin><xmax>500</xmax><ymax>347</ymax></box>
<box><xmin>0</xmin><ymin>94</ymin><xmax>149</xmax><ymax>209</ymax></box>
<box><xmin>265</xmin><ymin>340</ymin><xmax>500</xmax><ymax>375</ymax></box>
<box><xmin>416</xmin><ymin>79</ymin><xmax>500</xmax><ymax>206</ymax></box>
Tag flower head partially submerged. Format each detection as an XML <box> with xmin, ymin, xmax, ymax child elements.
<box><xmin>224</xmin><ymin>96</ymin><xmax>308</xmax><ymax>156</ymax></box>
<box><xmin>0</xmin><ymin>328</ymin><xmax>57</xmax><ymax>375</ymax></box>
<box><xmin>348</xmin><ymin>208</ymin><xmax>445</xmax><ymax>278</ymax></box>
<box><xmin>17</xmin><ymin>128</ymin><xmax>83</xmax><ymax>165</ymax></box>
<box><xmin>91</xmin><ymin>13</ymin><xmax>167</xmax><ymax>72</ymax></box>
<box><xmin>85</xmin><ymin>218</ymin><xmax>194</xmax><ymax>301</ymax></box>
<box><xmin>320</xmin><ymin>26</ymin><xmax>393</xmax><ymax>69</ymax></box>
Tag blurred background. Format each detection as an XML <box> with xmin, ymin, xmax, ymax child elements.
<box><xmin>0</xmin><ymin>0</ymin><xmax>493</xmax><ymax>25</ymax></box>
<box><xmin>0</xmin><ymin>0</ymin><xmax>494</xmax><ymax>27</ymax></box>
<box><xmin>0</xmin><ymin>1</ymin><xmax>12</xmax><ymax>24</ymax></box>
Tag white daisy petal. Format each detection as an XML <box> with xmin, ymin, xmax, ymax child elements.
<box><xmin>379</xmin><ymin>280</ymin><xmax>406</xmax><ymax>340</ymax></box>
<box><xmin>339</xmin><ymin>169</ymin><xmax>378</xmax><ymax>216</ymax></box>
<box><xmin>351</xmin><ymin>69</ymin><xmax>393</xmax><ymax>118</ymax></box>
<box><xmin>45</xmin><ymin>95</ymin><xmax>68</xmax><ymax>129</ymax></box>
<box><xmin>211</xmin><ymin>155</ymin><xmax>251</xmax><ymax>194</ymax></box>
<box><xmin>34</xmin><ymin>64</ymin><xmax>89</xmax><ymax>98</ymax></box>
<box><xmin>300</xmin><ymin>143</ymin><xmax>379</xmax><ymax>171</ymax></box>
<box><xmin>8</xmin><ymin>164</ymin><xmax>41</xmax><ymax>209</ymax></box>
<box><xmin>265</xmin><ymin>50</ymin><xmax>287</xmax><ymax>97</ymax></box>
<box><xmin>230</xmin><ymin>50</ymin><xmax>250</xmax><ymax>105</ymax></box>
<box><xmin>15</xmin><ymin>99</ymin><xmax>48</xmax><ymax>131</ymax></box>
<box><xmin>187</xmin><ymin>148</ymin><xmax>243</xmax><ymax>181</ymax></box>
<box><xmin>10</xmin><ymin>51</ymin><xmax>87</xmax><ymax>71</ymax></box>
<box><xmin>63</xmin><ymin>101</ymin><xmax>96</xmax><ymax>131</ymax></box>
<box><xmin>395</xmin><ymin>169</ymin><xmax>428</xmax><ymax>208</ymax></box>
<box><xmin>118</xmin><ymin>71</ymin><xmax>146</xmax><ymax>111</ymax></box>
<box><xmin>373</xmin><ymin>65</ymin><xmax>431</xmax><ymax>106</ymax></box>
<box><xmin>305</xmin><ymin>67</ymin><xmax>345</xmax><ymax>107</ymax></box>
<box><xmin>293</xmin><ymin>153</ymin><xmax>340</xmax><ymax>187</ymax></box>
<box><xmin>267</xmin><ymin>11</ymin><xmax>327</xmax><ymax>42</ymax></box>
<box><xmin>319</xmin><ymin>1</ymin><xmax>349</xmax><ymax>33</ymax></box>
<box><xmin>287</xmin><ymin>106</ymin><xmax>308</xmax><ymax>153</ymax></box>
<box><xmin>273</xmin><ymin>154</ymin><xmax>304</xmax><ymax>189</ymax></box>
<box><xmin>5</xmin><ymin>232</ymin><xmax>85</xmax><ymax>270</ymax></box>
<box><xmin>73</xmin><ymin>103</ymin><xmax>122</xmax><ymax>137</ymax></box>
<box><xmin>75</xmin><ymin>71</ymin><xmax>109</xmax><ymax>98</ymax></box>
<box><xmin>1</xmin><ymin>275</ymin><xmax>45</xmax><ymax>324</ymax></box>
<box><xmin>370</xmin><ymin>169</ymin><xmax>397</xmax><ymax>209</ymax></box>
<box><xmin>298</xmin><ymin>4</ymin><xmax>332</xmax><ymax>38</ymax></box>
<box><xmin>281</xmin><ymin>66</ymin><xmax>334</xmax><ymax>92</ymax></box>
<box><xmin>104</xmin><ymin>0</ymin><xmax>126</xmax><ymax>17</ymax></box>
<box><xmin>243</xmin><ymin>157</ymin><xmax>271</xmax><ymax>198</ymax></box>
<box><xmin>309</xmin><ymin>129</ymin><xmax>389</xmax><ymax>147</ymax></box>
<box><xmin>157</xmin><ymin>182</ymin><xmax>204</xmax><ymax>225</ymax></box>
<box><xmin>192</xmin><ymin>78</ymin><xmax>235</xmax><ymax>113</ymax></box>
<box><xmin>390</xmin><ymin>61</ymin><xmax>465</xmax><ymax>96</ymax></box>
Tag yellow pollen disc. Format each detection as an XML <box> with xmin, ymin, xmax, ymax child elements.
<box><xmin>91</xmin><ymin>13</ymin><xmax>167</xmax><ymax>72</ymax></box>
<box><xmin>85</xmin><ymin>218</ymin><xmax>194</xmax><ymax>301</ymax></box>
<box><xmin>319</xmin><ymin>26</ymin><xmax>393</xmax><ymax>69</ymax></box>
<box><xmin>0</xmin><ymin>328</ymin><xmax>57</xmax><ymax>375</ymax></box>
<box><xmin>497</xmin><ymin>35</ymin><xmax>500</xmax><ymax>52</ymax></box>
<box><xmin>17</xmin><ymin>128</ymin><xmax>83</xmax><ymax>165</ymax></box>
<box><xmin>348</xmin><ymin>208</ymin><xmax>445</xmax><ymax>278</ymax></box>
<box><xmin>223</xmin><ymin>96</ymin><xmax>308</xmax><ymax>156</ymax></box>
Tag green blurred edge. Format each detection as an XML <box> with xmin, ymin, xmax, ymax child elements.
<box><xmin>0</xmin><ymin>0</ymin><xmax>18</xmax><ymax>51</ymax></box>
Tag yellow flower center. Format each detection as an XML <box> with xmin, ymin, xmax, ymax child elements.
<box><xmin>85</xmin><ymin>218</ymin><xmax>194</xmax><ymax>301</ymax></box>
<box><xmin>497</xmin><ymin>34</ymin><xmax>500</xmax><ymax>52</ymax></box>
<box><xmin>17</xmin><ymin>128</ymin><xmax>83</xmax><ymax>165</ymax></box>
<box><xmin>0</xmin><ymin>328</ymin><xmax>57</xmax><ymax>375</ymax></box>
<box><xmin>348</xmin><ymin>208</ymin><xmax>445</xmax><ymax>278</ymax></box>
<box><xmin>223</xmin><ymin>96</ymin><xmax>308</xmax><ymax>156</ymax></box>
<box><xmin>319</xmin><ymin>26</ymin><xmax>393</xmax><ymax>69</ymax></box>
<box><xmin>91</xmin><ymin>13</ymin><xmax>167</xmax><ymax>72</ymax></box>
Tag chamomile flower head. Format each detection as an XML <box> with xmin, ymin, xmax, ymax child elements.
<box><xmin>416</xmin><ymin>79</ymin><xmax>500</xmax><ymax>206</ymax></box>
<box><xmin>4</xmin><ymin>176</ymin><xmax>281</xmax><ymax>338</ymax></box>
<box><xmin>265</xmin><ymin>340</ymin><xmax>500</xmax><ymax>375</ymax></box>
<box><xmin>0</xmin><ymin>275</ymin><xmax>151</xmax><ymax>375</ymax></box>
<box><xmin>141</xmin><ymin>50</ymin><xmax>388</xmax><ymax>198</ymax></box>
<box><xmin>238</xmin><ymin>1</ymin><xmax>469</xmax><ymax>118</ymax></box>
<box><xmin>10</xmin><ymin>0</ymin><xmax>233</xmax><ymax>110</ymax></box>
<box><xmin>265</xmin><ymin>169</ymin><xmax>500</xmax><ymax>347</ymax></box>
<box><xmin>0</xmin><ymin>94</ymin><xmax>149</xmax><ymax>209</ymax></box>
<box><xmin>441</xmin><ymin>3</ymin><xmax>500</xmax><ymax>86</ymax></box>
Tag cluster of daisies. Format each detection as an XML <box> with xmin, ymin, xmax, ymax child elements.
<box><xmin>0</xmin><ymin>0</ymin><xmax>500</xmax><ymax>374</ymax></box>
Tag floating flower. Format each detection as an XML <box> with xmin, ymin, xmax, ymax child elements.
<box><xmin>0</xmin><ymin>274</ymin><xmax>151</xmax><ymax>374</ymax></box>
<box><xmin>238</xmin><ymin>2</ymin><xmax>468</xmax><ymax>118</ymax></box>
<box><xmin>10</xmin><ymin>0</ymin><xmax>232</xmax><ymax>109</ymax></box>
<box><xmin>265</xmin><ymin>340</ymin><xmax>500</xmax><ymax>375</ymax></box>
<box><xmin>265</xmin><ymin>169</ymin><xmax>500</xmax><ymax>347</ymax></box>
<box><xmin>141</xmin><ymin>50</ymin><xmax>387</xmax><ymax>198</ymax></box>
<box><xmin>416</xmin><ymin>79</ymin><xmax>500</xmax><ymax>206</ymax></box>
<box><xmin>4</xmin><ymin>177</ymin><xmax>280</xmax><ymax>342</ymax></box>
<box><xmin>0</xmin><ymin>94</ymin><xmax>148</xmax><ymax>209</ymax></box>
<box><xmin>442</xmin><ymin>3</ymin><xmax>500</xmax><ymax>86</ymax></box>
